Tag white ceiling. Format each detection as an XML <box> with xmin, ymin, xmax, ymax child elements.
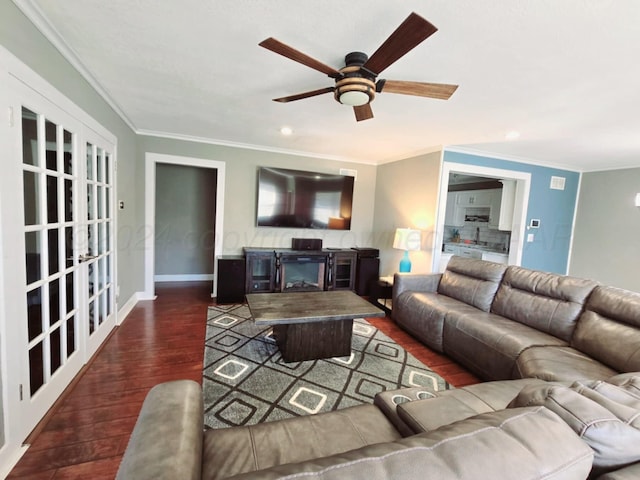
<box><xmin>19</xmin><ymin>0</ymin><xmax>640</xmax><ymax>171</ymax></box>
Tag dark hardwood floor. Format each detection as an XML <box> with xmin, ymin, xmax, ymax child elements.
<box><xmin>8</xmin><ymin>282</ymin><xmax>479</xmax><ymax>479</ymax></box>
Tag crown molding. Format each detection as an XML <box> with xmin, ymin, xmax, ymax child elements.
<box><xmin>377</xmin><ymin>145</ymin><xmax>444</xmax><ymax>165</ymax></box>
<box><xmin>136</xmin><ymin>128</ymin><xmax>380</xmax><ymax>166</ymax></box>
<box><xmin>13</xmin><ymin>0</ymin><xmax>138</xmax><ymax>132</ymax></box>
<box><xmin>444</xmin><ymin>145</ymin><xmax>582</xmax><ymax>173</ymax></box>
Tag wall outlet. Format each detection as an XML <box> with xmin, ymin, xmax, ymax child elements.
<box><xmin>527</xmin><ymin>233</ymin><xmax>535</xmax><ymax>242</ymax></box>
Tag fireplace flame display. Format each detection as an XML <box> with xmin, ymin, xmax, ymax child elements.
<box><xmin>280</xmin><ymin>257</ymin><xmax>325</xmax><ymax>292</ymax></box>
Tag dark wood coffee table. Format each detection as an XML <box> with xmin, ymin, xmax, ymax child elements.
<box><xmin>246</xmin><ymin>290</ymin><xmax>385</xmax><ymax>362</ymax></box>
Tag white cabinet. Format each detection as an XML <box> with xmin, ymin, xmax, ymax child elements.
<box><xmin>443</xmin><ymin>244</ymin><xmax>459</xmax><ymax>254</ymax></box>
<box><xmin>458</xmin><ymin>246</ymin><xmax>483</xmax><ymax>259</ymax></box>
<box><xmin>498</xmin><ymin>180</ymin><xmax>516</xmax><ymax>231</ymax></box>
<box><xmin>481</xmin><ymin>251</ymin><xmax>508</xmax><ymax>264</ymax></box>
<box><xmin>456</xmin><ymin>190</ymin><xmax>492</xmax><ymax>207</ymax></box>
<box><xmin>488</xmin><ymin>188</ymin><xmax>502</xmax><ymax>229</ymax></box>
<box><xmin>445</xmin><ymin>187</ymin><xmax>514</xmax><ymax>231</ymax></box>
<box><xmin>444</xmin><ymin>192</ymin><xmax>465</xmax><ymax>226</ymax></box>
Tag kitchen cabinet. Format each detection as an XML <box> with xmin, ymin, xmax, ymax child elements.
<box><xmin>443</xmin><ymin>244</ymin><xmax>459</xmax><ymax>254</ymax></box>
<box><xmin>445</xmin><ymin>244</ymin><xmax>482</xmax><ymax>259</ymax></box>
<box><xmin>458</xmin><ymin>246</ymin><xmax>483</xmax><ymax>259</ymax></box>
<box><xmin>481</xmin><ymin>251</ymin><xmax>508</xmax><ymax>264</ymax></box>
<box><xmin>489</xmin><ymin>188</ymin><xmax>502</xmax><ymax>229</ymax></box>
<box><xmin>445</xmin><ymin>187</ymin><xmax>514</xmax><ymax>231</ymax></box>
<box><xmin>441</xmin><ymin>244</ymin><xmax>508</xmax><ymax>270</ymax></box>
<box><xmin>456</xmin><ymin>190</ymin><xmax>492</xmax><ymax>207</ymax></box>
<box><xmin>498</xmin><ymin>180</ymin><xmax>516</xmax><ymax>231</ymax></box>
<box><xmin>444</xmin><ymin>192</ymin><xmax>465</xmax><ymax>226</ymax></box>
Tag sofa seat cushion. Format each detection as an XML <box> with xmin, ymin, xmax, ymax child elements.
<box><xmin>201</xmin><ymin>404</ymin><xmax>401</xmax><ymax>480</ymax></box>
<box><xmin>393</xmin><ymin>378</ymin><xmax>547</xmax><ymax>434</ymax></box>
<box><xmin>394</xmin><ymin>291</ymin><xmax>479</xmax><ymax>352</ymax></box>
<box><xmin>510</xmin><ymin>376</ymin><xmax>640</xmax><ymax>475</ymax></box>
<box><xmin>437</xmin><ymin>256</ymin><xmax>507</xmax><ymax>312</ymax></box>
<box><xmin>443</xmin><ymin>311</ymin><xmax>567</xmax><ymax>380</ymax></box>
<box><xmin>227</xmin><ymin>407</ymin><xmax>593</xmax><ymax>480</ymax></box>
<box><xmin>516</xmin><ymin>346</ymin><xmax>618</xmax><ymax>382</ymax></box>
<box><xmin>491</xmin><ymin>266</ymin><xmax>598</xmax><ymax>342</ymax></box>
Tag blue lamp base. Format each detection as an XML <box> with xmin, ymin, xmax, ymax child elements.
<box><xmin>398</xmin><ymin>250</ymin><xmax>412</xmax><ymax>272</ymax></box>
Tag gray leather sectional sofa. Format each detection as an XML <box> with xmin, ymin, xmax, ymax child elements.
<box><xmin>393</xmin><ymin>255</ymin><xmax>640</xmax><ymax>382</ymax></box>
<box><xmin>117</xmin><ymin>374</ymin><xmax>640</xmax><ymax>479</ymax></box>
<box><xmin>116</xmin><ymin>256</ymin><xmax>640</xmax><ymax>479</ymax></box>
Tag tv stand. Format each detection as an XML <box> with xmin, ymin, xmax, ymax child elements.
<box><xmin>243</xmin><ymin>247</ymin><xmax>356</xmax><ymax>294</ymax></box>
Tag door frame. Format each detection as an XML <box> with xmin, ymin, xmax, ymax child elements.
<box><xmin>433</xmin><ymin>161</ymin><xmax>531</xmax><ymax>270</ymax></box>
<box><xmin>143</xmin><ymin>153</ymin><xmax>225</xmax><ymax>299</ymax></box>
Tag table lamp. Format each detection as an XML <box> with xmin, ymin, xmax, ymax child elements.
<box><xmin>393</xmin><ymin>228</ymin><xmax>421</xmax><ymax>272</ymax></box>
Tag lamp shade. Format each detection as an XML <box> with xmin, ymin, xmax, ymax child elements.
<box><xmin>393</xmin><ymin>228</ymin><xmax>421</xmax><ymax>251</ymax></box>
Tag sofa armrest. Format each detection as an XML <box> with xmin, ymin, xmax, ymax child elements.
<box><xmin>392</xmin><ymin>273</ymin><xmax>442</xmax><ymax>300</ymax></box>
<box><xmin>116</xmin><ymin>380</ymin><xmax>204</xmax><ymax>480</ymax></box>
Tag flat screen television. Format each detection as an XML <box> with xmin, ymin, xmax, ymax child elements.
<box><xmin>256</xmin><ymin>167</ymin><xmax>355</xmax><ymax>229</ymax></box>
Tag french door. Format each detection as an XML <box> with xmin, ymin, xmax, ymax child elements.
<box><xmin>0</xmin><ymin>77</ymin><xmax>116</xmax><ymax>443</ymax></box>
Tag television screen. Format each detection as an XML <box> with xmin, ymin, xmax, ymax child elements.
<box><xmin>256</xmin><ymin>167</ymin><xmax>355</xmax><ymax>229</ymax></box>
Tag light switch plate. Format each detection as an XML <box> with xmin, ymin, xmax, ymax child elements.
<box><xmin>527</xmin><ymin>233</ymin><xmax>535</xmax><ymax>242</ymax></box>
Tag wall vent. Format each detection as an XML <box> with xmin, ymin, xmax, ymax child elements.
<box><xmin>550</xmin><ymin>176</ymin><xmax>566</xmax><ymax>190</ymax></box>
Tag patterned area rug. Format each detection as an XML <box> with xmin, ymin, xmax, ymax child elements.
<box><xmin>203</xmin><ymin>304</ymin><xmax>450</xmax><ymax>429</ymax></box>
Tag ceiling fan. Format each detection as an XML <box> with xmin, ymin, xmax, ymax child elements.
<box><xmin>259</xmin><ymin>12</ymin><xmax>458</xmax><ymax>122</ymax></box>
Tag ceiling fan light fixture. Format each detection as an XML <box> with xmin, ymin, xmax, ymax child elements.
<box><xmin>338</xmin><ymin>90</ymin><xmax>370</xmax><ymax>106</ymax></box>
<box><xmin>335</xmin><ymin>76</ymin><xmax>376</xmax><ymax>106</ymax></box>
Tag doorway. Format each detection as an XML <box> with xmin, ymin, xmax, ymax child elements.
<box><xmin>144</xmin><ymin>153</ymin><xmax>225</xmax><ymax>299</ymax></box>
<box><xmin>433</xmin><ymin>162</ymin><xmax>531</xmax><ymax>271</ymax></box>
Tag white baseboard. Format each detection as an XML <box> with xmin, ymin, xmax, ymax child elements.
<box><xmin>0</xmin><ymin>443</ymin><xmax>29</xmax><ymax>480</ymax></box>
<box><xmin>117</xmin><ymin>291</ymin><xmax>145</xmax><ymax>325</ymax></box>
<box><xmin>154</xmin><ymin>274</ymin><xmax>214</xmax><ymax>282</ymax></box>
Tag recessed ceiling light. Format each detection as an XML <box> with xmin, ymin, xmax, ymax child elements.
<box><xmin>280</xmin><ymin>126</ymin><xmax>293</xmax><ymax>136</ymax></box>
<box><xmin>505</xmin><ymin>131</ymin><xmax>520</xmax><ymax>140</ymax></box>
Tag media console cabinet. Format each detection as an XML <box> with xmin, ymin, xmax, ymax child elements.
<box><xmin>216</xmin><ymin>247</ymin><xmax>380</xmax><ymax>303</ymax></box>
<box><xmin>243</xmin><ymin>247</ymin><xmax>357</xmax><ymax>294</ymax></box>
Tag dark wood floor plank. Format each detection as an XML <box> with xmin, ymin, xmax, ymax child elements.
<box><xmin>8</xmin><ymin>282</ymin><xmax>478</xmax><ymax>478</ymax></box>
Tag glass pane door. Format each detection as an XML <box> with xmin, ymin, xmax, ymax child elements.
<box><xmin>0</xmin><ymin>69</ymin><xmax>118</xmax><ymax>453</ymax></box>
<box><xmin>84</xmin><ymin>140</ymin><xmax>115</xmax><ymax>353</ymax></box>
<box><xmin>21</xmin><ymin>106</ymin><xmax>80</xmax><ymax>400</ymax></box>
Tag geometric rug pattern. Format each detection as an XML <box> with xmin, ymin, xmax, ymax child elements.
<box><xmin>203</xmin><ymin>304</ymin><xmax>451</xmax><ymax>429</ymax></box>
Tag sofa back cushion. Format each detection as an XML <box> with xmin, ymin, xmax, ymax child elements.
<box><xmin>229</xmin><ymin>407</ymin><xmax>594</xmax><ymax>480</ymax></box>
<box><xmin>509</xmin><ymin>376</ymin><xmax>640</xmax><ymax>473</ymax></box>
<box><xmin>437</xmin><ymin>256</ymin><xmax>507</xmax><ymax>312</ymax></box>
<box><xmin>491</xmin><ymin>266</ymin><xmax>597</xmax><ymax>341</ymax></box>
<box><xmin>571</xmin><ymin>286</ymin><xmax>640</xmax><ymax>372</ymax></box>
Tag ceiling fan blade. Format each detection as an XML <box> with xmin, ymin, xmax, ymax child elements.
<box><xmin>363</xmin><ymin>12</ymin><xmax>438</xmax><ymax>75</ymax></box>
<box><xmin>380</xmin><ymin>80</ymin><xmax>458</xmax><ymax>100</ymax></box>
<box><xmin>273</xmin><ymin>87</ymin><xmax>335</xmax><ymax>103</ymax></box>
<box><xmin>354</xmin><ymin>103</ymin><xmax>374</xmax><ymax>122</ymax></box>
<box><xmin>259</xmin><ymin>37</ymin><xmax>341</xmax><ymax>78</ymax></box>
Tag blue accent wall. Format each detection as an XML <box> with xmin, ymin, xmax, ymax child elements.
<box><xmin>444</xmin><ymin>151</ymin><xmax>581</xmax><ymax>274</ymax></box>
